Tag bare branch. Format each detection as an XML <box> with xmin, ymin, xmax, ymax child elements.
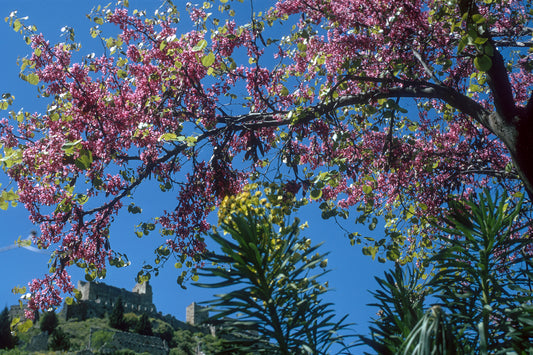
<box><xmin>412</xmin><ymin>48</ymin><xmax>443</xmax><ymax>84</ymax></box>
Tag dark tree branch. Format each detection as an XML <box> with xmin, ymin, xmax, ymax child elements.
<box><xmin>486</xmin><ymin>48</ymin><xmax>520</xmax><ymax>121</ymax></box>
<box><xmin>493</xmin><ymin>39</ymin><xmax>533</xmax><ymax>48</ymax></box>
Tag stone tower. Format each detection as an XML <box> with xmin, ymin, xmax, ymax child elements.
<box><xmin>186</xmin><ymin>302</ymin><xmax>209</xmax><ymax>326</ymax></box>
<box><xmin>132</xmin><ymin>281</ymin><xmax>153</xmax><ymax>306</ymax></box>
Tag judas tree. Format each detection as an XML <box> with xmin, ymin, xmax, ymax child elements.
<box><xmin>0</xmin><ymin>0</ymin><xmax>532</xmax><ymax>312</ymax></box>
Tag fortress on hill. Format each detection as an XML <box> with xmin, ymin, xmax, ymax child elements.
<box><xmin>9</xmin><ymin>280</ymin><xmax>211</xmax><ymax>354</ymax></box>
<box><xmin>60</xmin><ymin>280</ymin><xmax>208</xmax><ymax>328</ymax></box>
<box><xmin>62</xmin><ymin>280</ymin><xmax>157</xmax><ymax>320</ymax></box>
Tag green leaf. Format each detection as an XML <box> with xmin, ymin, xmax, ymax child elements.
<box><xmin>74</xmin><ymin>149</ymin><xmax>93</xmax><ymax>170</ymax></box>
<box><xmin>362</xmin><ymin>245</ymin><xmax>378</xmax><ymax>260</ymax></box>
<box><xmin>186</xmin><ymin>136</ymin><xmax>197</xmax><ymax>147</ymax></box>
<box><xmin>472</xmin><ymin>14</ymin><xmax>486</xmax><ymax>24</ymax></box>
<box><xmin>369</xmin><ymin>217</ymin><xmax>378</xmax><ymax>231</ymax></box>
<box><xmin>21</xmin><ymin>73</ymin><xmax>39</xmax><ymax>85</ymax></box>
<box><xmin>474</xmin><ymin>55</ymin><xmax>492</xmax><ymax>72</ymax></box>
<box><xmin>127</xmin><ymin>203</ymin><xmax>142</xmax><ymax>214</ymax></box>
<box><xmin>310</xmin><ymin>189</ymin><xmax>322</xmax><ymax>200</ymax></box>
<box><xmin>192</xmin><ymin>39</ymin><xmax>207</xmax><ymax>52</ymax></box>
<box><xmin>13</xmin><ymin>19</ymin><xmax>21</xmax><ymax>32</ymax></box>
<box><xmin>469</xmin><ymin>84</ymin><xmax>481</xmax><ymax>93</ymax></box>
<box><xmin>0</xmin><ymin>198</ymin><xmax>8</xmax><ymax>210</ymax></box>
<box><xmin>158</xmin><ymin>133</ymin><xmax>177</xmax><ymax>141</ymax></box>
<box><xmin>483</xmin><ymin>43</ymin><xmax>494</xmax><ymax>57</ymax></box>
<box><xmin>75</xmin><ymin>194</ymin><xmax>89</xmax><ymax>205</ymax></box>
<box><xmin>61</xmin><ymin>140</ymin><xmax>83</xmax><ymax>154</ymax></box>
<box><xmin>474</xmin><ymin>36</ymin><xmax>488</xmax><ymax>45</ymax></box>
<box><xmin>201</xmin><ymin>52</ymin><xmax>216</xmax><ymax>67</ymax></box>
<box><xmin>406</xmin><ymin>205</ymin><xmax>416</xmax><ymax>220</ymax></box>
<box><xmin>457</xmin><ymin>38</ymin><xmax>467</xmax><ymax>53</ymax></box>
<box><xmin>117</xmin><ymin>69</ymin><xmax>127</xmax><ymax>79</ymax></box>
<box><xmin>2</xmin><ymin>190</ymin><xmax>18</xmax><ymax>201</ymax></box>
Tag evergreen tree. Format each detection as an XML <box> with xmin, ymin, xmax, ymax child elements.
<box><xmin>109</xmin><ymin>297</ymin><xmax>127</xmax><ymax>331</ymax></box>
<box><xmin>154</xmin><ymin>322</ymin><xmax>174</xmax><ymax>346</ymax></box>
<box><xmin>135</xmin><ymin>313</ymin><xmax>153</xmax><ymax>336</ymax></box>
<box><xmin>196</xmin><ymin>198</ymin><xmax>354</xmax><ymax>354</ymax></box>
<box><xmin>39</xmin><ymin>310</ymin><xmax>58</xmax><ymax>334</ymax></box>
<box><xmin>49</xmin><ymin>326</ymin><xmax>71</xmax><ymax>351</ymax></box>
<box><xmin>0</xmin><ymin>307</ymin><xmax>15</xmax><ymax>350</ymax></box>
<box><xmin>359</xmin><ymin>191</ymin><xmax>533</xmax><ymax>353</ymax></box>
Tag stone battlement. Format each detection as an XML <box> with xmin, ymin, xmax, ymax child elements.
<box><xmin>62</xmin><ymin>280</ymin><xmax>156</xmax><ymax>320</ymax></box>
<box><xmin>94</xmin><ymin>328</ymin><xmax>169</xmax><ymax>355</ymax></box>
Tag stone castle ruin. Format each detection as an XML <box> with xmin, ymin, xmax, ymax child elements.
<box><xmin>186</xmin><ymin>302</ymin><xmax>209</xmax><ymax>326</ymax></box>
<box><xmin>10</xmin><ymin>280</ymin><xmax>215</xmax><ymax>354</ymax></box>
<box><xmin>62</xmin><ymin>280</ymin><xmax>157</xmax><ymax>320</ymax></box>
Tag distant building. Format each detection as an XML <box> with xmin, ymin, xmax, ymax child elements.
<box><xmin>186</xmin><ymin>302</ymin><xmax>209</xmax><ymax>326</ymax></box>
<box><xmin>8</xmin><ymin>303</ymin><xmax>38</xmax><ymax>321</ymax></box>
<box><xmin>62</xmin><ymin>280</ymin><xmax>156</xmax><ymax>320</ymax></box>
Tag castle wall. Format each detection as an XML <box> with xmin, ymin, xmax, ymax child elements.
<box><xmin>109</xmin><ymin>331</ymin><xmax>169</xmax><ymax>355</ymax></box>
<box><xmin>91</xmin><ymin>328</ymin><xmax>169</xmax><ymax>355</ymax></box>
<box><xmin>63</xmin><ymin>281</ymin><xmax>156</xmax><ymax>320</ymax></box>
<box><xmin>77</xmin><ymin>280</ymin><xmax>153</xmax><ymax>306</ymax></box>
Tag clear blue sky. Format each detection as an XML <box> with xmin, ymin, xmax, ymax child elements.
<box><xmin>0</xmin><ymin>0</ymin><xmax>389</xmax><ymax>344</ymax></box>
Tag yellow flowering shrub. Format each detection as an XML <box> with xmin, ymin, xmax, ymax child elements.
<box><xmin>217</xmin><ymin>182</ymin><xmax>308</xmax><ymax>229</ymax></box>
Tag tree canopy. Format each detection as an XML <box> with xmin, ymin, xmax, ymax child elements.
<box><xmin>109</xmin><ymin>296</ymin><xmax>127</xmax><ymax>331</ymax></box>
<box><xmin>1</xmin><ymin>0</ymin><xmax>532</xmax><ymax>312</ymax></box>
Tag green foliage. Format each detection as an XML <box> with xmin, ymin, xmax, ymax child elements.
<box><xmin>504</xmin><ymin>302</ymin><xmax>533</xmax><ymax>352</ymax></box>
<box><xmin>400</xmin><ymin>305</ymin><xmax>460</xmax><ymax>355</ymax></box>
<box><xmin>170</xmin><ymin>330</ymin><xmax>224</xmax><ymax>355</ymax></box>
<box><xmin>360</xmin><ymin>190</ymin><xmax>533</xmax><ymax>353</ymax></box>
<box><xmin>0</xmin><ymin>349</ymin><xmax>26</xmax><ymax>355</ymax></box>
<box><xmin>0</xmin><ymin>309</ymin><xmax>229</xmax><ymax>354</ymax></box>
<box><xmin>91</xmin><ymin>329</ymin><xmax>114</xmax><ymax>350</ymax></box>
<box><xmin>0</xmin><ymin>307</ymin><xmax>16</xmax><ymax>349</ymax></box>
<box><xmin>48</xmin><ymin>326</ymin><xmax>71</xmax><ymax>351</ymax></box>
<box><xmin>123</xmin><ymin>312</ymin><xmax>139</xmax><ymax>332</ymax></box>
<box><xmin>154</xmin><ymin>321</ymin><xmax>174</xmax><ymax>346</ymax></box>
<box><xmin>426</xmin><ymin>190</ymin><xmax>532</xmax><ymax>352</ymax></box>
<box><xmin>358</xmin><ymin>265</ymin><xmax>426</xmax><ymax>354</ymax></box>
<box><xmin>194</xmin><ymin>332</ymin><xmax>224</xmax><ymax>354</ymax></box>
<box><xmin>109</xmin><ymin>297</ymin><xmax>127</xmax><ymax>331</ymax></box>
<box><xmin>134</xmin><ymin>313</ymin><xmax>152</xmax><ymax>336</ymax></box>
<box><xmin>39</xmin><ymin>311</ymin><xmax>58</xmax><ymax>334</ymax></box>
<box><xmin>110</xmin><ymin>350</ymin><xmax>145</xmax><ymax>355</ymax></box>
<box><xmin>196</xmin><ymin>211</ymin><xmax>353</xmax><ymax>354</ymax></box>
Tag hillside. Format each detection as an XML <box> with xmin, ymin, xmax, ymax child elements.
<box><xmin>1</xmin><ymin>310</ymin><xmax>224</xmax><ymax>354</ymax></box>
<box><xmin>1</xmin><ymin>280</ymin><xmax>225</xmax><ymax>354</ymax></box>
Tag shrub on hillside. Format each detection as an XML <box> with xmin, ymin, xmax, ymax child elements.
<box><xmin>39</xmin><ymin>311</ymin><xmax>58</xmax><ymax>334</ymax></box>
<box><xmin>49</xmin><ymin>327</ymin><xmax>70</xmax><ymax>351</ymax></box>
